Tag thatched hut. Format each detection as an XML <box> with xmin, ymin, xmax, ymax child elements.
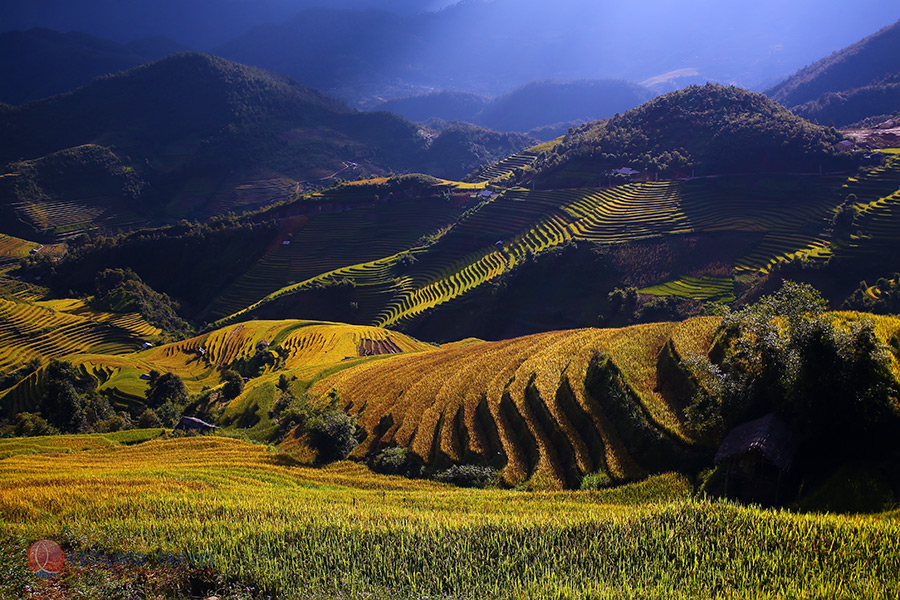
<box><xmin>715</xmin><ymin>413</ymin><xmax>799</xmax><ymax>505</ymax></box>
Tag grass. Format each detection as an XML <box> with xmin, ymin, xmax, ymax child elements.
<box><xmin>1</xmin><ymin>435</ymin><xmax>898</xmax><ymax>599</ymax></box>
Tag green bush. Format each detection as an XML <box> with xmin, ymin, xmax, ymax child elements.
<box><xmin>434</xmin><ymin>464</ymin><xmax>499</xmax><ymax>488</ymax></box>
<box><xmin>580</xmin><ymin>470</ymin><xmax>613</xmax><ymax>490</ymax></box>
<box><xmin>308</xmin><ymin>409</ymin><xmax>359</xmax><ymax>464</ymax></box>
<box><xmin>371</xmin><ymin>446</ymin><xmax>422</xmax><ymax>477</ymax></box>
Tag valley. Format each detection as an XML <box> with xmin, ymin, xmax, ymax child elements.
<box><xmin>3</xmin><ymin>10</ymin><xmax>900</xmax><ymax>598</ymax></box>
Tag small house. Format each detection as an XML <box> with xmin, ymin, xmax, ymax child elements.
<box><xmin>174</xmin><ymin>416</ymin><xmax>219</xmax><ymax>434</ymax></box>
<box><xmin>832</xmin><ymin>140</ymin><xmax>855</xmax><ymax>152</ymax></box>
<box><xmin>612</xmin><ymin>167</ymin><xmax>640</xmax><ymax>176</ymax></box>
<box><xmin>714</xmin><ymin>413</ymin><xmax>799</xmax><ymax>505</ymax></box>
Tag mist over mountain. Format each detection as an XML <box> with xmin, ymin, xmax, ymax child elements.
<box><xmin>374</xmin><ymin>80</ymin><xmax>656</xmax><ymax>141</ymax></box>
<box><xmin>4</xmin><ymin>1</ymin><xmax>898</xmax><ymax>109</ymax></box>
<box><xmin>215</xmin><ymin>0</ymin><xmax>900</xmax><ymax>104</ymax></box>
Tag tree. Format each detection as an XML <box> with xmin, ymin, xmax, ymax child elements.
<box><xmin>38</xmin><ymin>359</ymin><xmax>97</xmax><ymax>433</ymax></box>
<box><xmin>684</xmin><ymin>281</ymin><xmax>900</xmax><ymax>453</ymax></box>
<box><xmin>221</xmin><ymin>369</ymin><xmax>244</xmax><ymax>400</ymax></box>
<box><xmin>308</xmin><ymin>408</ymin><xmax>359</xmax><ymax>464</ymax></box>
<box><xmin>145</xmin><ymin>371</ymin><xmax>188</xmax><ymax>408</ymax></box>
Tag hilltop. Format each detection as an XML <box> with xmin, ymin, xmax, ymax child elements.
<box><xmin>0</xmin><ymin>52</ymin><xmax>533</xmax><ymax>239</ymax></box>
<box><xmin>526</xmin><ymin>84</ymin><xmax>853</xmax><ymax>188</ymax></box>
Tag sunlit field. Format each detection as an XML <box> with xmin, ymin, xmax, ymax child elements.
<box><xmin>1</xmin><ymin>435</ymin><xmax>898</xmax><ymax>599</ymax></box>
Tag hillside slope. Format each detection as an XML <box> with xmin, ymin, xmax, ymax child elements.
<box><xmin>766</xmin><ymin>20</ymin><xmax>900</xmax><ymax>109</ymax></box>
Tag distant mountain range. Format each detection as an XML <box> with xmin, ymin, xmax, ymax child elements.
<box><xmin>211</xmin><ymin>2</ymin><xmax>900</xmax><ymax>104</ymax></box>
<box><xmin>0</xmin><ymin>53</ymin><xmax>533</xmax><ymax>239</ymax></box>
<box><xmin>374</xmin><ymin>80</ymin><xmax>656</xmax><ymax>140</ymax></box>
<box><xmin>767</xmin><ymin>19</ymin><xmax>900</xmax><ymax>127</ymax></box>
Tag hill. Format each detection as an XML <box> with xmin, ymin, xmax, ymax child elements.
<box><xmin>372</xmin><ymin>80</ymin><xmax>656</xmax><ymax>140</ymax></box>
<box><xmin>0</xmin><ymin>52</ymin><xmax>533</xmax><ymax>239</ymax></box>
<box><xmin>792</xmin><ymin>82</ymin><xmax>900</xmax><ymax>128</ymax></box>
<box><xmin>766</xmin><ymin>20</ymin><xmax>900</xmax><ymax>109</ymax></box>
<box><xmin>0</xmin><ymin>28</ymin><xmax>187</xmax><ymax>106</ymax></box>
<box><xmin>527</xmin><ymin>84</ymin><xmax>854</xmax><ymax>188</ymax></box>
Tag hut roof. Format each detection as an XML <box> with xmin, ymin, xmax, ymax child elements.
<box><xmin>176</xmin><ymin>416</ymin><xmax>219</xmax><ymax>430</ymax></box>
<box><xmin>714</xmin><ymin>413</ymin><xmax>799</xmax><ymax>471</ymax></box>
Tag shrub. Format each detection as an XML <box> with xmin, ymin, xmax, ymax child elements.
<box><xmin>221</xmin><ymin>369</ymin><xmax>244</xmax><ymax>400</ymax></box>
<box><xmin>434</xmin><ymin>464</ymin><xmax>499</xmax><ymax>488</ymax></box>
<box><xmin>371</xmin><ymin>446</ymin><xmax>422</xmax><ymax>477</ymax></box>
<box><xmin>145</xmin><ymin>371</ymin><xmax>188</xmax><ymax>408</ymax></box>
<box><xmin>580</xmin><ymin>470</ymin><xmax>613</xmax><ymax>490</ymax></box>
<box><xmin>307</xmin><ymin>409</ymin><xmax>359</xmax><ymax>464</ymax></box>
<box><xmin>138</xmin><ymin>409</ymin><xmax>162</xmax><ymax>429</ymax></box>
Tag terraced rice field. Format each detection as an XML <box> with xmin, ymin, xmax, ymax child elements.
<box><xmin>840</xmin><ymin>189</ymin><xmax>900</xmax><ymax>259</ymax></box>
<box><xmin>309</xmin><ymin>318</ymin><xmax>720</xmax><ymax>489</ymax></box>
<box><xmin>213</xmin><ymin>160</ymin><xmax>900</xmax><ymax>329</ymax></box>
<box><xmin>0</xmin><ymin>235</ymin><xmax>39</xmax><ymax>266</ymax></box>
<box><xmin>467</xmin><ymin>150</ymin><xmax>541</xmax><ymax>183</ymax></box>
<box><xmin>205</xmin><ymin>195</ymin><xmax>462</xmax><ymax>319</ymax></box>
<box><xmin>639</xmin><ymin>276</ymin><xmax>735</xmax><ymax>301</ymax></box>
<box><xmin>0</xmin><ymin>319</ymin><xmax>436</xmax><ymax>414</ymax></box>
<box><xmin>0</xmin><ymin>277</ymin><xmax>47</xmax><ymax>302</ymax></box>
<box><xmin>0</xmin><ymin>298</ymin><xmax>150</xmax><ymax>374</ymax></box>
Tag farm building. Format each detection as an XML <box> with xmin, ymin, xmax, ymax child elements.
<box><xmin>715</xmin><ymin>413</ymin><xmax>800</xmax><ymax>506</ymax></box>
<box><xmin>612</xmin><ymin>167</ymin><xmax>640</xmax><ymax>176</ymax></box>
<box><xmin>832</xmin><ymin>140</ymin><xmax>855</xmax><ymax>152</ymax></box>
<box><xmin>175</xmin><ymin>416</ymin><xmax>219</xmax><ymax>433</ymax></box>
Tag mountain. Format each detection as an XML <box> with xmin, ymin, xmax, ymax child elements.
<box><xmin>792</xmin><ymin>81</ymin><xmax>900</xmax><ymax>128</ymax></box>
<box><xmin>766</xmin><ymin>20</ymin><xmax>900</xmax><ymax>109</ymax></box>
<box><xmin>373</xmin><ymin>80</ymin><xmax>656</xmax><ymax>140</ymax></box>
<box><xmin>0</xmin><ymin>28</ymin><xmax>188</xmax><ymax>105</ymax></box>
<box><xmin>474</xmin><ymin>80</ymin><xmax>656</xmax><ymax>136</ymax></box>
<box><xmin>527</xmin><ymin>84</ymin><xmax>854</xmax><ymax>188</ymax></box>
<box><xmin>0</xmin><ymin>52</ymin><xmax>533</xmax><ymax>239</ymax></box>
<box><xmin>764</xmin><ymin>20</ymin><xmax>900</xmax><ymax>128</ymax></box>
